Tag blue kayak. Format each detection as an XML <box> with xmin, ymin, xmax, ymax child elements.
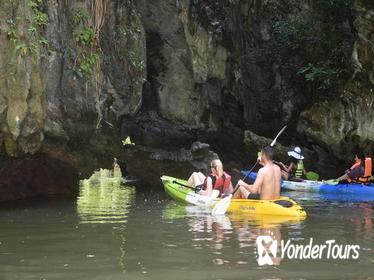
<box><xmin>241</xmin><ymin>171</ymin><xmax>374</xmax><ymax>197</ymax></box>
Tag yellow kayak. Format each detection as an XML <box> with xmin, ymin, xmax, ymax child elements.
<box><xmin>163</xmin><ymin>202</ymin><xmax>306</xmax><ymax>228</ymax></box>
<box><xmin>161</xmin><ymin>175</ymin><xmax>307</xmax><ymax>218</ymax></box>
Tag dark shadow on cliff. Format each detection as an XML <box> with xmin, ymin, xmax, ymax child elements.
<box><xmin>0</xmin><ymin>154</ymin><xmax>79</xmax><ymax>202</ymax></box>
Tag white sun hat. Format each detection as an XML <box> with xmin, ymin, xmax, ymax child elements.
<box><xmin>288</xmin><ymin>146</ymin><xmax>304</xmax><ymax>160</ymax></box>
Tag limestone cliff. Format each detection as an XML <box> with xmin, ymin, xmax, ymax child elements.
<box><xmin>0</xmin><ymin>0</ymin><xmax>146</xmax><ymax>169</ymax></box>
<box><xmin>297</xmin><ymin>0</ymin><xmax>374</xmax><ymax>163</ymax></box>
<box><xmin>0</xmin><ymin>0</ymin><xmax>373</xmax><ymax>200</ymax></box>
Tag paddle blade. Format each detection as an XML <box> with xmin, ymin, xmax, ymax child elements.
<box><xmin>270</xmin><ymin>125</ymin><xmax>287</xmax><ymax>147</ymax></box>
<box><xmin>306</xmin><ymin>171</ymin><xmax>320</xmax><ymax>181</ymax></box>
<box><xmin>211</xmin><ymin>194</ymin><xmax>232</xmax><ymax>215</ymax></box>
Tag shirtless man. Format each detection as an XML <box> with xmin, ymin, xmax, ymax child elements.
<box><xmin>235</xmin><ymin>146</ymin><xmax>281</xmax><ymax>200</ymax></box>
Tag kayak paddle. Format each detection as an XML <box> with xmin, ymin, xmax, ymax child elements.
<box><xmin>211</xmin><ymin>125</ymin><xmax>288</xmax><ymax>215</ymax></box>
<box><xmin>172</xmin><ymin>180</ymin><xmax>196</xmax><ymax>190</ymax></box>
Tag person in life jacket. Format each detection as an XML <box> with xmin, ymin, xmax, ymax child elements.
<box><xmin>187</xmin><ymin>159</ymin><xmax>233</xmax><ymax>198</ymax></box>
<box><xmin>278</xmin><ymin>147</ymin><xmax>306</xmax><ymax>180</ymax></box>
<box><xmin>336</xmin><ymin>150</ymin><xmax>372</xmax><ymax>183</ymax></box>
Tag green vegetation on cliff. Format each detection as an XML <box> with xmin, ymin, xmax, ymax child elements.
<box><xmin>267</xmin><ymin>0</ymin><xmax>354</xmax><ymax>96</ymax></box>
<box><xmin>70</xmin><ymin>8</ymin><xmax>99</xmax><ymax>78</ymax></box>
<box><xmin>4</xmin><ymin>0</ymin><xmax>51</xmax><ymax>57</ymax></box>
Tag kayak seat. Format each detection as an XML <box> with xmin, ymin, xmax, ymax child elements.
<box><xmin>274</xmin><ymin>200</ymin><xmax>294</xmax><ymax>208</ymax></box>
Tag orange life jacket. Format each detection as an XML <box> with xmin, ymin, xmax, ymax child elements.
<box><xmin>204</xmin><ymin>172</ymin><xmax>231</xmax><ymax>196</ymax></box>
<box><xmin>348</xmin><ymin>157</ymin><xmax>372</xmax><ymax>183</ymax></box>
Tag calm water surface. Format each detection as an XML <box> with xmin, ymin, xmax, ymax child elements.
<box><xmin>0</xmin><ymin>180</ymin><xmax>373</xmax><ymax>280</ymax></box>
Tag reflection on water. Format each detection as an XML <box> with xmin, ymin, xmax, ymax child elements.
<box><xmin>77</xmin><ymin>178</ymin><xmax>135</xmax><ymax>224</ymax></box>
<box><xmin>352</xmin><ymin>203</ymin><xmax>373</xmax><ymax>241</ymax></box>
<box><xmin>0</xmin><ymin>184</ymin><xmax>374</xmax><ymax>279</ymax></box>
<box><xmin>77</xmin><ymin>179</ymin><xmax>137</xmax><ymax>274</ymax></box>
<box><xmin>162</xmin><ymin>203</ymin><xmax>306</xmax><ymax>266</ymax></box>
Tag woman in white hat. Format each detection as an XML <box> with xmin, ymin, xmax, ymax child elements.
<box><xmin>279</xmin><ymin>147</ymin><xmax>306</xmax><ymax>180</ymax></box>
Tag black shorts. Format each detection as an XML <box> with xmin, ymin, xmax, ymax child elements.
<box><xmin>247</xmin><ymin>193</ymin><xmax>260</xmax><ymax>200</ymax></box>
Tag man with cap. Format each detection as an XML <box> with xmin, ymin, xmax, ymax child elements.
<box><xmin>279</xmin><ymin>147</ymin><xmax>306</xmax><ymax>180</ymax></box>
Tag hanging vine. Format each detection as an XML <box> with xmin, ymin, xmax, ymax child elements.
<box><xmin>90</xmin><ymin>0</ymin><xmax>107</xmax><ymax>129</ymax></box>
<box><xmin>70</xmin><ymin>1</ymin><xmax>108</xmax><ymax>129</ymax></box>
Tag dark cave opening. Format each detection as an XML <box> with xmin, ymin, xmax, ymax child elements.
<box><xmin>141</xmin><ymin>31</ymin><xmax>166</xmax><ymax>112</ymax></box>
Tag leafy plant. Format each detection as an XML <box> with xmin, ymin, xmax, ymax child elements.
<box><xmin>297</xmin><ymin>62</ymin><xmax>338</xmax><ymax>90</ymax></box>
<box><xmin>122</xmin><ymin>50</ymin><xmax>145</xmax><ymax>71</ymax></box>
<box><xmin>73</xmin><ymin>27</ymin><xmax>95</xmax><ymax>46</ymax></box>
<box><xmin>28</xmin><ymin>25</ymin><xmax>37</xmax><ymax>35</ymax></box>
<box><xmin>29</xmin><ymin>42</ymin><xmax>39</xmax><ymax>54</ymax></box>
<box><xmin>28</xmin><ymin>0</ymin><xmax>48</xmax><ymax>26</ymax></box>
<box><xmin>33</xmin><ymin>10</ymin><xmax>48</xmax><ymax>26</ymax></box>
<box><xmin>72</xmin><ymin>9</ymin><xmax>89</xmax><ymax>26</ymax></box>
<box><xmin>80</xmin><ymin>53</ymin><xmax>98</xmax><ymax>77</ymax></box>
<box><xmin>6</xmin><ymin>0</ymin><xmax>52</xmax><ymax>58</ymax></box>
<box><xmin>27</xmin><ymin>0</ymin><xmax>43</xmax><ymax>10</ymax></box>
<box><xmin>5</xmin><ymin>18</ymin><xmax>19</xmax><ymax>43</ymax></box>
<box><xmin>16</xmin><ymin>43</ymin><xmax>29</xmax><ymax>56</ymax></box>
<box><xmin>264</xmin><ymin>0</ymin><xmax>354</xmax><ymax>95</ymax></box>
<box><xmin>69</xmin><ymin>8</ymin><xmax>101</xmax><ymax>78</ymax></box>
<box><xmin>38</xmin><ymin>36</ymin><xmax>49</xmax><ymax>48</ymax></box>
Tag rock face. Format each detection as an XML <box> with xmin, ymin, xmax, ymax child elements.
<box><xmin>0</xmin><ymin>0</ymin><xmax>146</xmax><ymax>199</ymax></box>
<box><xmin>297</xmin><ymin>87</ymin><xmax>374</xmax><ymax>162</ymax></box>
<box><xmin>0</xmin><ymin>0</ymin><xmax>146</xmax><ymax>158</ymax></box>
<box><xmin>0</xmin><ymin>1</ymin><xmax>46</xmax><ymax>157</ymax></box>
<box><xmin>244</xmin><ymin>130</ymin><xmax>289</xmax><ymax>163</ymax></box>
<box><xmin>0</xmin><ymin>0</ymin><xmax>373</xmax><ymax>200</ymax></box>
<box><xmin>0</xmin><ymin>4</ymin><xmax>145</xmax><ymax>156</ymax></box>
<box><xmin>297</xmin><ymin>0</ymin><xmax>374</xmax><ymax>162</ymax></box>
<box><xmin>0</xmin><ymin>155</ymin><xmax>78</xmax><ymax>202</ymax></box>
<box><xmin>135</xmin><ymin>0</ymin><xmax>229</xmax><ymax>128</ymax></box>
<box><xmin>123</xmin><ymin>141</ymin><xmax>219</xmax><ymax>186</ymax></box>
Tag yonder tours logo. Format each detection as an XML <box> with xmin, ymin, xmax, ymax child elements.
<box><xmin>256</xmin><ymin>235</ymin><xmax>360</xmax><ymax>266</ymax></box>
